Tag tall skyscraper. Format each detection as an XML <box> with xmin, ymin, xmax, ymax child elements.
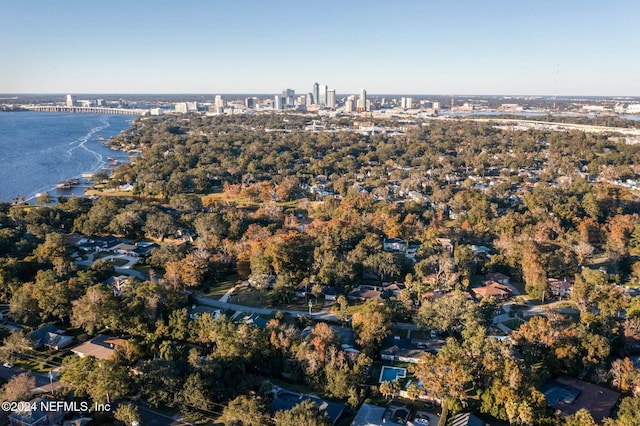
<box><xmin>215</xmin><ymin>95</ymin><xmax>225</xmax><ymax>108</ymax></box>
<box><xmin>344</xmin><ymin>95</ymin><xmax>357</xmax><ymax>112</ymax></box>
<box><xmin>401</xmin><ymin>97</ymin><xmax>413</xmax><ymax>109</ymax></box>
<box><xmin>66</xmin><ymin>94</ymin><xmax>75</xmax><ymax>107</ymax></box>
<box><xmin>326</xmin><ymin>89</ymin><xmax>336</xmax><ymax>109</ymax></box>
<box><xmin>274</xmin><ymin>95</ymin><xmax>284</xmax><ymax>110</ymax></box>
<box><xmin>283</xmin><ymin>88</ymin><xmax>295</xmax><ymax>107</ymax></box>
<box><xmin>312</xmin><ymin>82</ymin><xmax>319</xmax><ymax>105</ymax></box>
<box><xmin>319</xmin><ymin>85</ymin><xmax>328</xmax><ymax>107</ymax></box>
<box><xmin>357</xmin><ymin>89</ymin><xmax>367</xmax><ymax>112</ymax></box>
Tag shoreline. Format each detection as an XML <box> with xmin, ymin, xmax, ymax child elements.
<box><xmin>0</xmin><ymin>112</ymin><xmax>135</xmax><ymax>204</ymax></box>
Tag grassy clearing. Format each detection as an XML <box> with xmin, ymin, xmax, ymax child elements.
<box><xmin>109</xmin><ymin>258</ymin><xmax>129</xmax><ymax>267</ymax></box>
<box><xmin>132</xmin><ymin>265</ymin><xmax>153</xmax><ymax>277</ymax></box>
<box><xmin>227</xmin><ymin>288</ymin><xmax>325</xmax><ymax>312</ymax></box>
<box><xmin>501</xmin><ymin>318</ymin><xmax>524</xmax><ymax>330</ymax></box>
<box><xmin>202</xmin><ymin>275</ymin><xmax>241</xmax><ymax>299</ymax></box>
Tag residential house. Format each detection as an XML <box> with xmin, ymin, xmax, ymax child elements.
<box><xmin>472</xmin><ymin>281</ymin><xmax>512</xmax><ymax>300</ymax></box>
<box><xmin>543</xmin><ymin>376</ymin><xmax>620</xmax><ymax>422</ymax></box>
<box><xmin>248</xmin><ymin>274</ymin><xmax>275</xmax><ymax>289</ymax></box>
<box><xmin>103</xmin><ymin>275</ymin><xmax>131</xmax><ymax>296</ymax></box>
<box><xmin>450</xmin><ymin>412</ymin><xmax>486</xmax><ymax>426</ymax></box>
<box><xmin>71</xmin><ymin>335</ymin><xmax>127</xmax><ymax>360</ymax></box>
<box><xmin>28</xmin><ymin>325</ymin><xmax>73</xmax><ymax>351</ymax></box>
<box><xmin>76</xmin><ymin>236</ymin><xmax>121</xmax><ymax>253</ymax></box>
<box><xmin>383</xmin><ymin>283</ymin><xmax>406</xmax><ymax>296</ymax></box>
<box><xmin>301</xmin><ymin>325</ymin><xmax>356</xmax><ymax>348</ymax></box>
<box><xmin>350</xmin><ymin>402</ymin><xmax>411</xmax><ymax>426</ymax></box>
<box><xmin>380</xmin><ymin>342</ymin><xmax>427</xmax><ymax>364</ymax></box>
<box><xmin>295</xmin><ymin>283</ymin><xmax>313</xmax><ymax>298</ymax></box>
<box><xmin>188</xmin><ymin>305</ymin><xmax>221</xmax><ymax>321</ymax></box>
<box><xmin>470</xmin><ymin>245</ymin><xmax>492</xmax><ymax>258</ymax></box>
<box><xmin>383</xmin><ymin>238</ymin><xmax>409</xmax><ymax>253</ymax></box>
<box><xmin>348</xmin><ymin>285</ymin><xmax>390</xmax><ymax>302</ymax></box>
<box><xmin>113</xmin><ymin>242</ymin><xmax>159</xmax><ymax>257</ymax></box>
<box><xmin>485</xmin><ymin>272</ymin><xmax>510</xmax><ymax>286</ymax></box>
<box><xmin>8</xmin><ymin>398</ymin><xmax>67</xmax><ymax>426</ymax></box>
<box><xmin>548</xmin><ymin>279</ymin><xmax>573</xmax><ymax>298</ymax></box>
<box><xmin>231</xmin><ymin>312</ymin><xmax>268</xmax><ymax>330</ymax></box>
<box><xmin>271</xmin><ymin>387</ymin><xmax>344</xmax><ymax>426</ymax></box>
<box><xmin>322</xmin><ymin>286</ymin><xmax>341</xmax><ymax>301</ymax></box>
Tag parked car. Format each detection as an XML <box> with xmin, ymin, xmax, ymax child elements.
<box><xmin>3</xmin><ymin>362</ymin><xmax>14</xmax><ymax>368</ymax></box>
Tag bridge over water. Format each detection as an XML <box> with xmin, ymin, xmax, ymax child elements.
<box><xmin>22</xmin><ymin>105</ymin><xmax>148</xmax><ymax>115</ymax></box>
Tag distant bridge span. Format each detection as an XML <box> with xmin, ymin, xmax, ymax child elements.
<box><xmin>22</xmin><ymin>105</ymin><xmax>148</xmax><ymax>116</ymax></box>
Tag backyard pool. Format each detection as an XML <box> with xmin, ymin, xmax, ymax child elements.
<box><xmin>379</xmin><ymin>366</ymin><xmax>407</xmax><ymax>383</ymax></box>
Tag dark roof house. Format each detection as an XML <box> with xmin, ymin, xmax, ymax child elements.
<box><xmin>9</xmin><ymin>398</ymin><xmax>67</xmax><ymax>426</ymax></box>
<box><xmin>271</xmin><ymin>387</ymin><xmax>344</xmax><ymax>426</ymax></box>
<box><xmin>28</xmin><ymin>325</ymin><xmax>74</xmax><ymax>351</ymax></box>
<box><xmin>543</xmin><ymin>376</ymin><xmax>620</xmax><ymax>422</ymax></box>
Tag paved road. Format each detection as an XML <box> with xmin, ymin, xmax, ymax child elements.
<box><xmin>193</xmin><ymin>295</ymin><xmax>340</xmax><ymax>321</ymax></box>
<box><xmin>75</xmin><ymin>252</ymin><xmax>149</xmax><ymax>280</ymax></box>
<box><xmin>0</xmin><ymin>365</ymin><xmax>61</xmax><ymax>393</ymax></box>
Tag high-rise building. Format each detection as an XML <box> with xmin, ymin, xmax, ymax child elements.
<box><xmin>274</xmin><ymin>95</ymin><xmax>284</xmax><ymax>110</ymax></box>
<box><xmin>306</xmin><ymin>93</ymin><xmax>314</xmax><ymax>106</ymax></box>
<box><xmin>357</xmin><ymin>89</ymin><xmax>367</xmax><ymax>112</ymax></box>
<box><xmin>66</xmin><ymin>94</ymin><xmax>75</xmax><ymax>107</ymax></box>
<box><xmin>319</xmin><ymin>85</ymin><xmax>328</xmax><ymax>107</ymax></box>
<box><xmin>326</xmin><ymin>89</ymin><xmax>336</xmax><ymax>109</ymax></box>
<box><xmin>174</xmin><ymin>102</ymin><xmax>188</xmax><ymax>114</ymax></box>
<box><xmin>312</xmin><ymin>82</ymin><xmax>319</xmax><ymax>105</ymax></box>
<box><xmin>215</xmin><ymin>95</ymin><xmax>225</xmax><ymax>108</ymax></box>
<box><xmin>401</xmin><ymin>97</ymin><xmax>413</xmax><ymax>109</ymax></box>
<box><xmin>283</xmin><ymin>89</ymin><xmax>295</xmax><ymax>107</ymax></box>
<box><xmin>245</xmin><ymin>97</ymin><xmax>255</xmax><ymax>109</ymax></box>
<box><xmin>344</xmin><ymin>95</ymin><xmax>357</xmax><ymax>112</ymax></box>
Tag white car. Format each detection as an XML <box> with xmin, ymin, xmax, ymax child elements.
<box><xmin>2</xmin><ymin>362</ymin><xmax>13</xmax><ymax>368</ymax></box>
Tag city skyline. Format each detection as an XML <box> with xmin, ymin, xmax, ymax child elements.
<box><xmin>2</xmin><ymin>0</ymin><xmax>640</xmax><ymax>96</ymax></box>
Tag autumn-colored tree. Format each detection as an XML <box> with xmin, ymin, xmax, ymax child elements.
<box><xmin>520</xmin><ymin>241</ymin><xmax>547</xmax><ymax>300</ymax></box>
<box><xmin>610</xmin><ymin>358</ymin><xmax>639</xmax><ymax>393</ymax></box>
<box><xmin>409</xmin><ymin>349</ymin><xmax>473</xmax><ymax>406</ymax></box>
<box><xmin>379</xmin><ymin>379</ymin><xmax>401</xmax><ymax>400</ymax></box>
<box><xmin>0</xmin><ymin>373</ymin><xmax>35</xmax><ymax>402</ymax></box>
<box><xmin>351</xmin><ymin>301</ymin><xmax>390</xmax><ymax>357</ymax></box>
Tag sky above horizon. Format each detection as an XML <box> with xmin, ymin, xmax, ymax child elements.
<box><xmin>2</xmin><ymin>0</ymin><xmax>639</xmax><ymax>96</ymax></box>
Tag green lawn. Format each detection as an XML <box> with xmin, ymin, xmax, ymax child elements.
<box><xmin>132</xmin><ymin>264</ymin><xmax>153</xmax><ymax>277</ymax></box>
<box><xmin>501</xmin><ymin>318</ymin><xmax>525</xmax><ymax>330</ymax></box>
<box><xmin>228</xmin><ymin>288</ymin><xmax>324</xmax><ymax>312</ymax></box>
<box><xmin>203</xmin><ymin>275</ymin><xmax>241</xmax><ymax>299</ymax></box>
<box><xmin>109</xmin><ymin>258</ymin><xmax>129</xmax><ymax>267</ymax></box>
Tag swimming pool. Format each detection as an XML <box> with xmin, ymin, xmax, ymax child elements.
<box><xmin>379</xmin><ymin>366</ymin><xmax>407</xmax><ymax>383</ymax></box>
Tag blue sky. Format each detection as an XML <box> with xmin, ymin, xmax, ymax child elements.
<box><xmin>2</xmin><ymin>0</ymin><xmax>639</xmax><ymax>95</ymax></box>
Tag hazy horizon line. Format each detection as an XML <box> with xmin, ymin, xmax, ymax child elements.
<box><xmin>3</xmin><ymin>92</ymin><xmax>640</xmax><ymax>99</ymax></box>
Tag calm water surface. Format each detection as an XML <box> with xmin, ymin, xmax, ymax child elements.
<box><xmin>0</xmin><ymin>112</ymin><xmax>133</xmax><ymax>202</ymax></box>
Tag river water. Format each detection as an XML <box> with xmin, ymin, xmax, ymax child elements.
<box><xmin>0</xmin><ymin>112</ymin><xmax>133</xmax><ymax>202</ymax></box>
